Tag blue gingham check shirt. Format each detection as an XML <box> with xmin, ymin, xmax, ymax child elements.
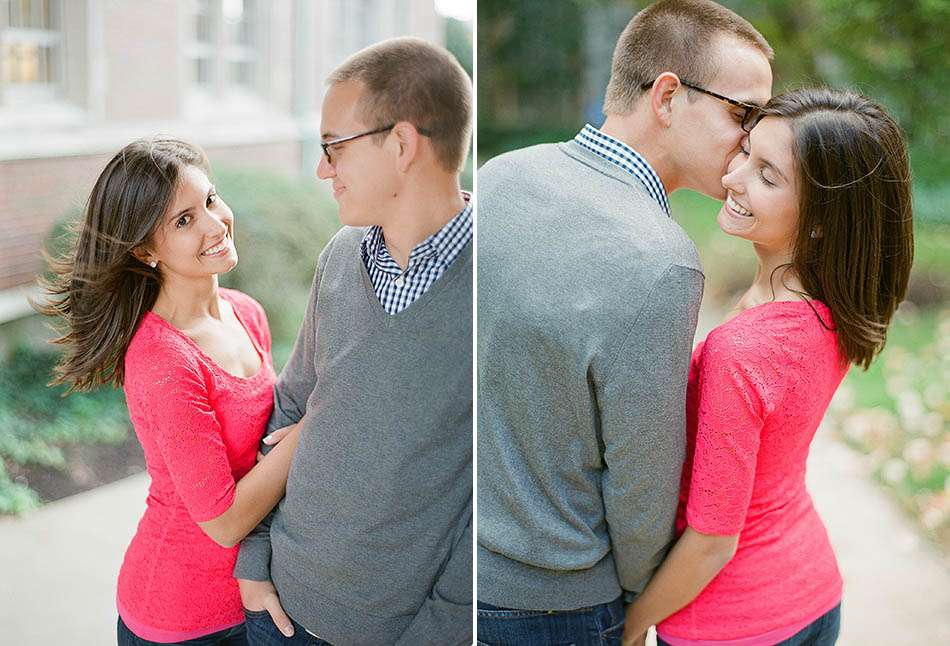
<box><xmin>360</xmin><ymin>193</ymin><xmax>472</xmax><ymax>314</ymax></box>
<box><xmin>574</xmin><ymin>124</ymin><xmax>671</xmax><ymax>217</ymax></box>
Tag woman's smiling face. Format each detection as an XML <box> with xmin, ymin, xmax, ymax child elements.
<box><xmin>147</xmin><ymin>164</ymin><xmax>238</xmax><ymax>280</ymax></box>
<box><xmin>718</xmin><ymin>116</ymin><xmax>801</xmax><ymax>254</ymax></box>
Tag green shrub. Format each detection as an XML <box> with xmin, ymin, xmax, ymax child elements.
<box><xmin>212</xmin><ymin>167</ymin><xmax>340</xmax><ymax>367</ymax></box>
<box><xmin>0</xmin><ymin>346</ymin><xmax>130</xmax><ymax>514</ymax></box>
<box><xmin>476</xmin><ymin>123</ymin><xmax>578</xmax><ymax>168</ymax></box>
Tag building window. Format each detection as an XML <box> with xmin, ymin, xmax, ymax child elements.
<box><xmin>189</xmin><ymin>0</ymin><xmax>214</xmax><ymax>87</ymax></box>
<box><xmin>223</xmin><ymin>0</ymin><xmax>256</xmax><ymax>88</ymax></box>
<box><xmin>185</xmin><ymin>0</ymin><xmax>259</xmax><ymax>94</ymax></box>
<box><xmin>0</xmin><ymin>0</ymin><xmax>63</xmax><ymax>105</ymax></box>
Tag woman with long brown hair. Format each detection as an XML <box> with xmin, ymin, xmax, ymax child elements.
<box><xmin>41</xmin><ymin>139</ymin><xmax>301</xmax><ymax>645</ymax></box>
<box><xmin>621</xmin><ymin>88</ymin><xmax>914</xmax><ymax>646</ymax></box>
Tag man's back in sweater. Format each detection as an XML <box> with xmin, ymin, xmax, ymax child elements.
<box><xmin>477</xmin><ymin>138</ymin><xmax>703</xmax><ymax>611</ymax></box>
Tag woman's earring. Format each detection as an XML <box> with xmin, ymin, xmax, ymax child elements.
<box><xmin>149</xmin><ymin>260</ymin><xmax>158</xmax><ymax>268</ymax></box>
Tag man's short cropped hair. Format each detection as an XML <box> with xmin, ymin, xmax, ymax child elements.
<box><xmin>328</xmin><ymin>36</ymin><xmax>473</xmax><ymax>173</ymax></box>
<box><xmin>604</xmin><ymin>0</ymin><xmax>773</xmax><ymax>116</ymax></box>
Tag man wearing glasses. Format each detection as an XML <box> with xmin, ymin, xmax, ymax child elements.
<box><xmin>234</xmin><ymin>37</ymin><xmax>473</xmax><ymax>646</ymax></box>
<box><xmin>477</xmin><ymin>0</ymin><xmax>772</xmax><ymax>644</ymax></box>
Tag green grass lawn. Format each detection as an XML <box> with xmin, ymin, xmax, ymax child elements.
<box><xmin>844</xmin><ymin>308</ymin><xmax>943</xmax><ymax>412</ymax></box>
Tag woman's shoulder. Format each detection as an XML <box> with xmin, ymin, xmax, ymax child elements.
<box><xmin>127</xmin><ymin>312</ymin><xmax>192</xmax><ymax>358</ymax></box>
<box><xmin>124</xmin><ymin>314</ymin><xmax>204</xmax><ymax>388</ymax></box>
<box><xmin>703</xmin><ymin>300</ymin><xmax>837</xmax><ymax>367</ymax></box>
<box><xmin>218</xmin><ymin>287</ymin><xmax>264</xmax><ymax>317</ymax></box>
<box><xmin>714</xmin><ymin>300</ymin><xmax>832</xmax><ymax>337</ymax></box>
<box><xmin>221</xmin><ymin>286</ymin><xmax>269</xmax><ymax>330</ymax></box>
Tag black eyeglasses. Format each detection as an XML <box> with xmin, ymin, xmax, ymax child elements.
<box><xmin>320</xmin><ymin>125</ymin><xmax>394</xmax><ymax>165</ymax></box>
<box><xmin>640</xmin><ymin>80</ymin><xmax>765</xmax><ymax>133</ymax></box>
<box><xmin>320</xmin><ymin>124</ymin><xmax>434</xmax><ymax>165</ymax></box>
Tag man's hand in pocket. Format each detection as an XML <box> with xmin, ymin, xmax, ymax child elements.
<box><xmin>238</xmin><ymin>578</ymin><xmax>295</xmax><ymax>637</ymax></box>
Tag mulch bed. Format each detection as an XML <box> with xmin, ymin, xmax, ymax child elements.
<box><xmin>5</xmin><ymin>432</ymin><xmax>146</xmax><ymax>504</ymax></box>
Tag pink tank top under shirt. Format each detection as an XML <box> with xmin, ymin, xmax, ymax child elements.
<box><xmin>117</xmin><ymin>289</ymin><xmax>276</xmax><ymax>642</ymax></box>
<box><xmin>657</xmin><ymin>301</ymin><xmax>847</xmax><ymax>645</ymax></box>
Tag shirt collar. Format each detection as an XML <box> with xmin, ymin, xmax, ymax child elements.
<box><xmin>426</xmin><ymin>192</ymin><xmax>472</xmax><ymax>262</ymax></box>
<box><xmin>360</xmin><ymin>193</ymin><xmax>473</xmax><ymax>271</ymax></box>
<box><xmin>574</xmin><ymin>124</ymin><xmax>671</xmax><ymax>217</ymax></box>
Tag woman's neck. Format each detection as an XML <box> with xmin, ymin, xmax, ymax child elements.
<box><xmin>732</xmin><ymin>243</ymin><xmax>809</xmax><ymax>314</ymax></box>
<box><xmin>151</xmin><ymin>275</ymin><xmax>221</xmax><ymax>328</ymax></box>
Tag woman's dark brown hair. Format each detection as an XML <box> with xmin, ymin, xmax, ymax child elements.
<box><xmin>765</xmin><ymin>88</ymin><xmax>914</xmax><ymax>369</ymax></box>
<box><xmin>38</xmin><ymin>138</ymin><xmax>210</xmax><ymax>392</ymax></box>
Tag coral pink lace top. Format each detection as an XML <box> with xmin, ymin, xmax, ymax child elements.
<box><xmin>117</xmin><ymin>289</ymin><xmax>275</xmax><ymax>642</ymax></box>
<box><xmin>657</xmin><ymin>301</ymin><xmax>847</xmax><ymax>645</ymax></box>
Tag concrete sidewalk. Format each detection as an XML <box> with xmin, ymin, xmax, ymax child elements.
<box><xmin>1</xmin><ymin>434</ymin><xmax>949</xmax><ymax>645</ymax></box>
<box><xmin>0</xmin><ymin>472</ymin><xmax>147</xmax><ymax>645</ymax></box>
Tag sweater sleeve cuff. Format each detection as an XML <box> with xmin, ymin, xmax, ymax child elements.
<box><xmin>233</xmin><ymin>535</ymin><xmax>272</xmax><ymax>582</ymax></box>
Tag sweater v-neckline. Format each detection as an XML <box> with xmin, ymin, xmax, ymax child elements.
<box><xmin>357</xmin><ymin>235</ymin><xmax>472</xmax><ymax>324</ymax></box>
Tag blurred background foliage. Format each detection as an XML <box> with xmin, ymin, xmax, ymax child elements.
<box><xmin>215</xmin><ymin>168</ymin><xmax>340</xmax><ymax>368</ymax></box>
<box><xmin>479</xmin><ymin>0</ymin><xmax>949</xmax><ymax>550</ymax></box>
<box><xmin>447</xmin><ymin>16</ymin><xmax>475</xmax><ymax>190</ymax></box>
<box><xmin>0</xmin><ymin>347</ymin><xmax>130</xmax><ymax>513</ymax></box>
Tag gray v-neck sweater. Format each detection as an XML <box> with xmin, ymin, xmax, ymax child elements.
<box><xmin>235</xmin><ymin>226</ymin><xmax>472</xmax><ymax>646</ymax></box>
<box><xmin>477</xmin><ymin>140</ymin><xmax>703</xmax><ymax>610</ymax></box>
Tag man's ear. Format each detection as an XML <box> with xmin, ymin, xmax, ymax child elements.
<box><xmin>391</xmin><ymin>121</ymin><xmax>422</xmax><ymax>172</ymax></box>
<box><xmin>649</xmin><ymin>72</ymin><xmax>681</xmax><ymax>128</ymax></box>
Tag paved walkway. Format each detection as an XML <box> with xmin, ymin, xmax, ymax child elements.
<box><xmin>805</xmin><ymin>432</ymin><xmax>950</xmax><ymax>644</ymax></box>
<box><xmin>1</xmin><ymin>434</ymin><xmax>947</xmax><ymax>645</ymax></box>
<box><xmin>0</xmin><ymin>472</ymin><xmax>146</xmax><ymax>645</ymax></box>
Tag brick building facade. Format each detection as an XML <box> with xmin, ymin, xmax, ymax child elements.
<box><xmin>0</xmin><ymin>0</ymin><xmax>442</xmax><ymax>321</ymax></box>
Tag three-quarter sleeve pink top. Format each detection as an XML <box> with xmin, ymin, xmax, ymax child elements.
<box><xmin>658</xmin><ymin>301</ymin><xmax>848</xmax><ymax>646</ymax></box>
<box><xmin>117</xmin><ymin>288</ymin><xmax>276</xmax><ymax>643</ymax></box>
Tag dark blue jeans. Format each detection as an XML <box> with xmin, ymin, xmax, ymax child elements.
<box><xmin>476</xmin><ymin>597</ymin><xmax>625</xmax><ymax>646</ymax></box>
<box><xmin>242</xmin><ymin>609</ymin><xmax>334</xmax><ymax>646</ymax></box>
<box><xmin>117</xmin><ymin>616</ymin><xmax>247</xmax><ymax>645</ymax></box>
<box><xmin>656</xmin><ymin>603</ymin><xmax>841</xmax><ymax>646</ymax></box>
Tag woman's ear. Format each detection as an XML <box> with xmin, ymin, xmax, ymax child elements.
<box><xmin>131</xmin><ymin>246</ymin><xmax>157</xmax><ymax>268</ymax></box>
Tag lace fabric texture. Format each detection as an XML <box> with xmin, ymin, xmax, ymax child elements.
<box><xmin>116</xmin><ymin>289</ymin><xmax>276</xmax><ymax>639</ymax></box>
<box><xmin>659</xmin><ymin>301</ymin><xmax>847</xmax><ymax>641</ymax></box>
